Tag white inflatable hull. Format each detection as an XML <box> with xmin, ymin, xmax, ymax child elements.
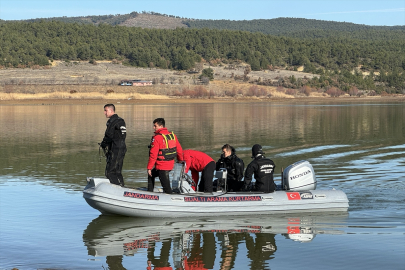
<box><xmin>83</xmin><ymin>178</ymin><xmax>349</xmax><ymax>218</ymax></box>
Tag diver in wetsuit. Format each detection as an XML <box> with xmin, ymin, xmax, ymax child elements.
<box><xmin>99</xmin><ymin>104</ymin><xmax>127</xmax><ymax>186</ymax></box>
<box><xmin>216</xmin><ymin>144</ymin><xmax>244</xmax><ymax>191</ymax></box>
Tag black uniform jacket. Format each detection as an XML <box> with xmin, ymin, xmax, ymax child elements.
<box><xmin>101</xmin><ymin>114</ymin><xmax>126</xmax><ymax>154</ymax></box>
<box><xmin>216</xmin><ymin>154</ymin><xmax>244</xmax><ymax>182</ymax></box>
<box><xmin>244</xmin><ymin>156</ymin><xmax>276</xmax><ymax>192</ymax></box>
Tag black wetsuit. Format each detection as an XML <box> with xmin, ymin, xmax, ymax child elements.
<box><xmin>100</xmin><ymin>114</ymin><xmax>126</xmax><ymax>186</ymax></box>
<box><xmin>216</xmin><ymin>154</ymin><xmax>244</xmax><ymax>191</ymax></box>
<box><xmin>244</xmin><ymin>156</ymin><xmax>276</xmax><ymax>193</ymax></box>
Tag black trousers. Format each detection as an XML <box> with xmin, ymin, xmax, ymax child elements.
<box><xmin>199</xmin><ymin>161</ymin><xmax>215</xmax><ymax>192</ymax></box>
<box><xmin>147</xmin><ymin>239</ymin><xmax>172</xmax><ymax>268</ymax></box>
<box><xmin>105</xmin><ymin>148</ymin><xmax>126</xmax><ymax>186</ymax></box>
<box><xmin>227</xmin><ymin>178</ymin><xmax>244</xmax><ymax>192</ymax></box>
<box><xmin>148</xmin><ymin>168</ymin><xmax>172</xmax><ymax>194</ymax></box>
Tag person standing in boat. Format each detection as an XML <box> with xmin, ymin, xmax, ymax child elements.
<box><xmin>216</xmin><ymin>144</ymin><xmax>245</xmax><ymax>192</ymax></box>
<box><xmin>182</xmin><ymin>150</ymin><xmax>215</xmax><ymax>193</ymax></box>
<box><xmin>147</xmin><ymin>118</ymin><xmax>183</xmax><ymax>194</ymax></box>
<box><xmin>99</xmin><ymin>104</ymin><xmax>127</xmax><ymax>186</ymax></box>
<box><xmin>243</xmin><ymin>144</ymin><xmax>276</xmax><ymax>193</ymax></box>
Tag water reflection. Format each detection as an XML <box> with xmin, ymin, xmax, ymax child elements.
<box><xmin>83</xmin><ymin>214</ymin><xmax>347</xmax><ymax>270</ymax></box>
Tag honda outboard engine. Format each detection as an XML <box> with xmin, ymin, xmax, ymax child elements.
<box><xmin>282</xmin><ymin>160</ymin><xmax>317</xmax><ymax>191</ymax></box>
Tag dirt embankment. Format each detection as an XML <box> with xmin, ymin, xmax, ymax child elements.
<box><xmin>0</xmin><ymin>61</ymin><xmax>403</xmax><ymax>104</ymax></box>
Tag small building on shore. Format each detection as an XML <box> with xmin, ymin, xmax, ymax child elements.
<box><xmin>120</xmin><ymin>80</ymin><xmax>152</xmax><ymax>86</ymax></box>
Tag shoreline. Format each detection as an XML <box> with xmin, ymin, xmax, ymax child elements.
<box><xmin>2</xmin><ymin>62</ymin><xmax>404</xmax><ymax>106</ymax></box>
<box><xmin>1</xmin><ymin>96</ymin><xmax>403</xmax><ymax>105</ymax></box>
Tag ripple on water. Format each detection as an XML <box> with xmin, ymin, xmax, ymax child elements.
<box><xmin>275</xmin><ymin>144</ymin><xmax>351</xmax><ymax>157</ymax></box>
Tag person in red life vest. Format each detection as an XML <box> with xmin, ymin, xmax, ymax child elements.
<box><xmin>182</xmin><ymin>233</ymin><xmax>215</xmax><ymax>270</ymax></box>
<box><xmin>147</xmin><ymin>118</ymin><xmax>183</xmax><ymax>194</ymax></box>
<box><xmin>182</xmin><ymin>150</ymin><xmax>215</xmax><ymax>193</ymax></box>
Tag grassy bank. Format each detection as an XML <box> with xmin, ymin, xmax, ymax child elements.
<box><xmin>1</xmin><ymin>62</ymin><xmax>404</xmax><ymax>104</ymax></box>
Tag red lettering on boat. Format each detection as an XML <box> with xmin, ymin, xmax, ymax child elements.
<box><xmin>123</xmin><ymin>191</ymin><xmax>159</xmax><ymax>200</ymax></box>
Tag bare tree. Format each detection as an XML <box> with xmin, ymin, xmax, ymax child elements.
<box><xmin>195</xmin><ymin>62</ymin><xmax>204</xmax><ymax>72</ymax></box>
<box><xmin>201</xmin><ymin>76</ymin><xmax>210</xmax><ymax>85</ymax></box>
<box><xmin>244</xmin><ymin>65</ymin><xmax>251</xmax><ymax>75</ymax></box>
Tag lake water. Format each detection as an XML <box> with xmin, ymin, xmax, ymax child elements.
<box><xmin>0</xmin><ymin>101</ymin><xmax>404</xmax><ymax>270</ymax></box>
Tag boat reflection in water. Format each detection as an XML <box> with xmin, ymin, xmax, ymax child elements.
<box><xmin>83</xmin><ymin>213</ymin><xmax>347</xmax><ymax>269</ymax></box>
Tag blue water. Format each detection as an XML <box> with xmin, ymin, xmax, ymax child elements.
<box><xmin>0</xmin><ymin>102</ymin><xmax>404</xmax><ymax>270</ymax></box>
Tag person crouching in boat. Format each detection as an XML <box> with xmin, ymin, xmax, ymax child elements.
<box><xmin>182</xmin><ymin>150</ymin><xmax>215</xmax><ymax>193</ymax></box>
<box><xmin>147</xmin><ymin>118</ymin><xmax>183</xmax><ymax>194</ymax></box>
<box><xmin>216</xmin><ymin>144</ymin><xmax>245</xmax><ymax>192</ymax></box>
<box><xmin>243</xmin><ymin>144</ymin><xmax>276</xmax><ymax>193</ymax></box>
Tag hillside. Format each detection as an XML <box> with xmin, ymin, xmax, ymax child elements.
<box><xmin>1</xmin><ymin>13</ymin><xmax>404</xmax><ymax>94</ymax></box>
<box><xmin>21</xmin><ymin>11</ymin><xmax>188</xmax><ymax>29</ymax></box>
<box><xmin>14</xmin><ymin>12</ymin><xmax>405</xmax><ymax>40</ymax></box>
<box><xmin>185</xmin><ymin>18</ymin><xmax>405</xmax><ymax>40</ymax></box>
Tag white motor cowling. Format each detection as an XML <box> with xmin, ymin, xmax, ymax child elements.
<box><xmin>282</xmin><ymin>160</ymin><xmax>317</xmax><ymax>191</ymax></box>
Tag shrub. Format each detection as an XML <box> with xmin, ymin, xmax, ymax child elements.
<box><xmin>380</xmin><ymin>91</ymin><xmax>390</xmax><ymax>96</ymax></box>
<box><xmin>194</xmin><ymin>86</ymin><xmax>209</xmax><ymax>97</ymax></box>
<box><xmin>326</xmin><ymin>87</ymin><xmax>344</xmax><ymax>97</ymax></box>
<box><xmin>179</xmin><ymin>86</ymin><xmax>195</xmax><ymax>97</ymax></box>
<box><xmin>200</xmin><ymin>76</ymin><xmax>210</xmax><ymax>85</ymax></box>
<box><xmin>225</xmin><ymin>87</ymin><xmax>237</xmax><ymax>97</ymax></box>
<box><xmin>285</xmin><ymin>89</ymin><xmax>296</xmax><ymax>96</ymax></box>
<box><xmin>299</xmin><ymin>85</ymin><xmax>312</xmax><ymax>96</ymax></box>
<box><xmin>246</xmin><ymin>85</ymin><xmax>268</xmax><ymax>97</ymax></box>
<box><xmin>4</xmin><ymin>85</ymin><xmax>13</xmax><ymax>94</ymax></box>
<box><xmin>200</xmin><ymin>68</ymin><xmax>214</xmax><ymax>80</ymax></box>
<box><xmin>171</xmin><ymin>90</ymin><xmax>183</xmax><ymax>96</ymax></box>
<box><xmin>348</xmin><ymin>86</ymin><xmax>359</xmax><ymax>96</ymax></box>
<box><xmin>368</xmin><ymin>90</ymin><xmax>377</xmax><ymax>96</ymax></box>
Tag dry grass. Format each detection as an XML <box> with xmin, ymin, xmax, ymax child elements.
<box><xmin>1</xmin><ymin>61</ymin><xmax>403</xmax><ymax>102</ymax></box>
<box><xmin>0</xmin><ymin>91</ymin><xmax>169</xmax><ymax>100</ymax></box>
<box><xmin>0</xmin><ymin>61</ymin><xmax>316</xmax><ymax>88</ymax></box>
<box><xmin>119</xmin><ymin>14</ymin><xmax>187</xmax><ymax>29</ymax></box>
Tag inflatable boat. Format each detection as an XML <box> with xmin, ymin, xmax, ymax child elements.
<box><xmin>83</xmin><ymin>160</ymin><xmax>349</xmax><ymax>218</ymax></box>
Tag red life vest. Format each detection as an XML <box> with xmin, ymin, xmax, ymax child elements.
<box><xmin>157</xmin><ymin>132</ymin><xmax>177</xmax><ymax>161</ymax></box>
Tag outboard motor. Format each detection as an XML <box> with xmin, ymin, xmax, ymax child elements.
<box><xmin>282</xmin><ymin>160</ymin><xmax>317</xmax><ymax>191</ymax></box>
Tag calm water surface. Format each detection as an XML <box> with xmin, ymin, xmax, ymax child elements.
<box><xmin>0</xmin><ymin>101</ymin><xmax>404</xmax><ymax>270</ymax></box>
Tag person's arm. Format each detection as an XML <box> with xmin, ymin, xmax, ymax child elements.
<box><xmin>175</xmin><ymin>135</ymin><xmax>183</xmax><ymax>162</ymax></box>
<box><xmin>216</xmin><ymin>158</ymin><xmax>224</xmax><ymax>171</ymax></box>
<box><xmin>235</xmin><ymin>158</ymin><xmax>245</xmax><ymax>182</ymax></box>
<box><xmin>100</xmin><ymin>118</ymin><xmax>116</xmax><ymax>147</ymax></box>
<box><xmin>183</xmin><ymin>152</ymin><xmax>190</xmax><ymax>173</ymax></box>
<box><xmin>243</xmin><ymin>162</ymin><xmax>256</xmax><ymax>190</ymax></box>
<box><xmin>146</xmin><ymin>135</ymin><xmax>160</xmax><ymax>170</ymax></box>
<box><xmin>191</xmin><ymin>169</ymin><xmax>199</xmax><ymax>187</ymax></box>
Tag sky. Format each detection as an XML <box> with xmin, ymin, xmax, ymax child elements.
<box><xmin>0</xmin><ymin>0</ymin><xmax>404</xmax><ymax>26</ymax></box>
